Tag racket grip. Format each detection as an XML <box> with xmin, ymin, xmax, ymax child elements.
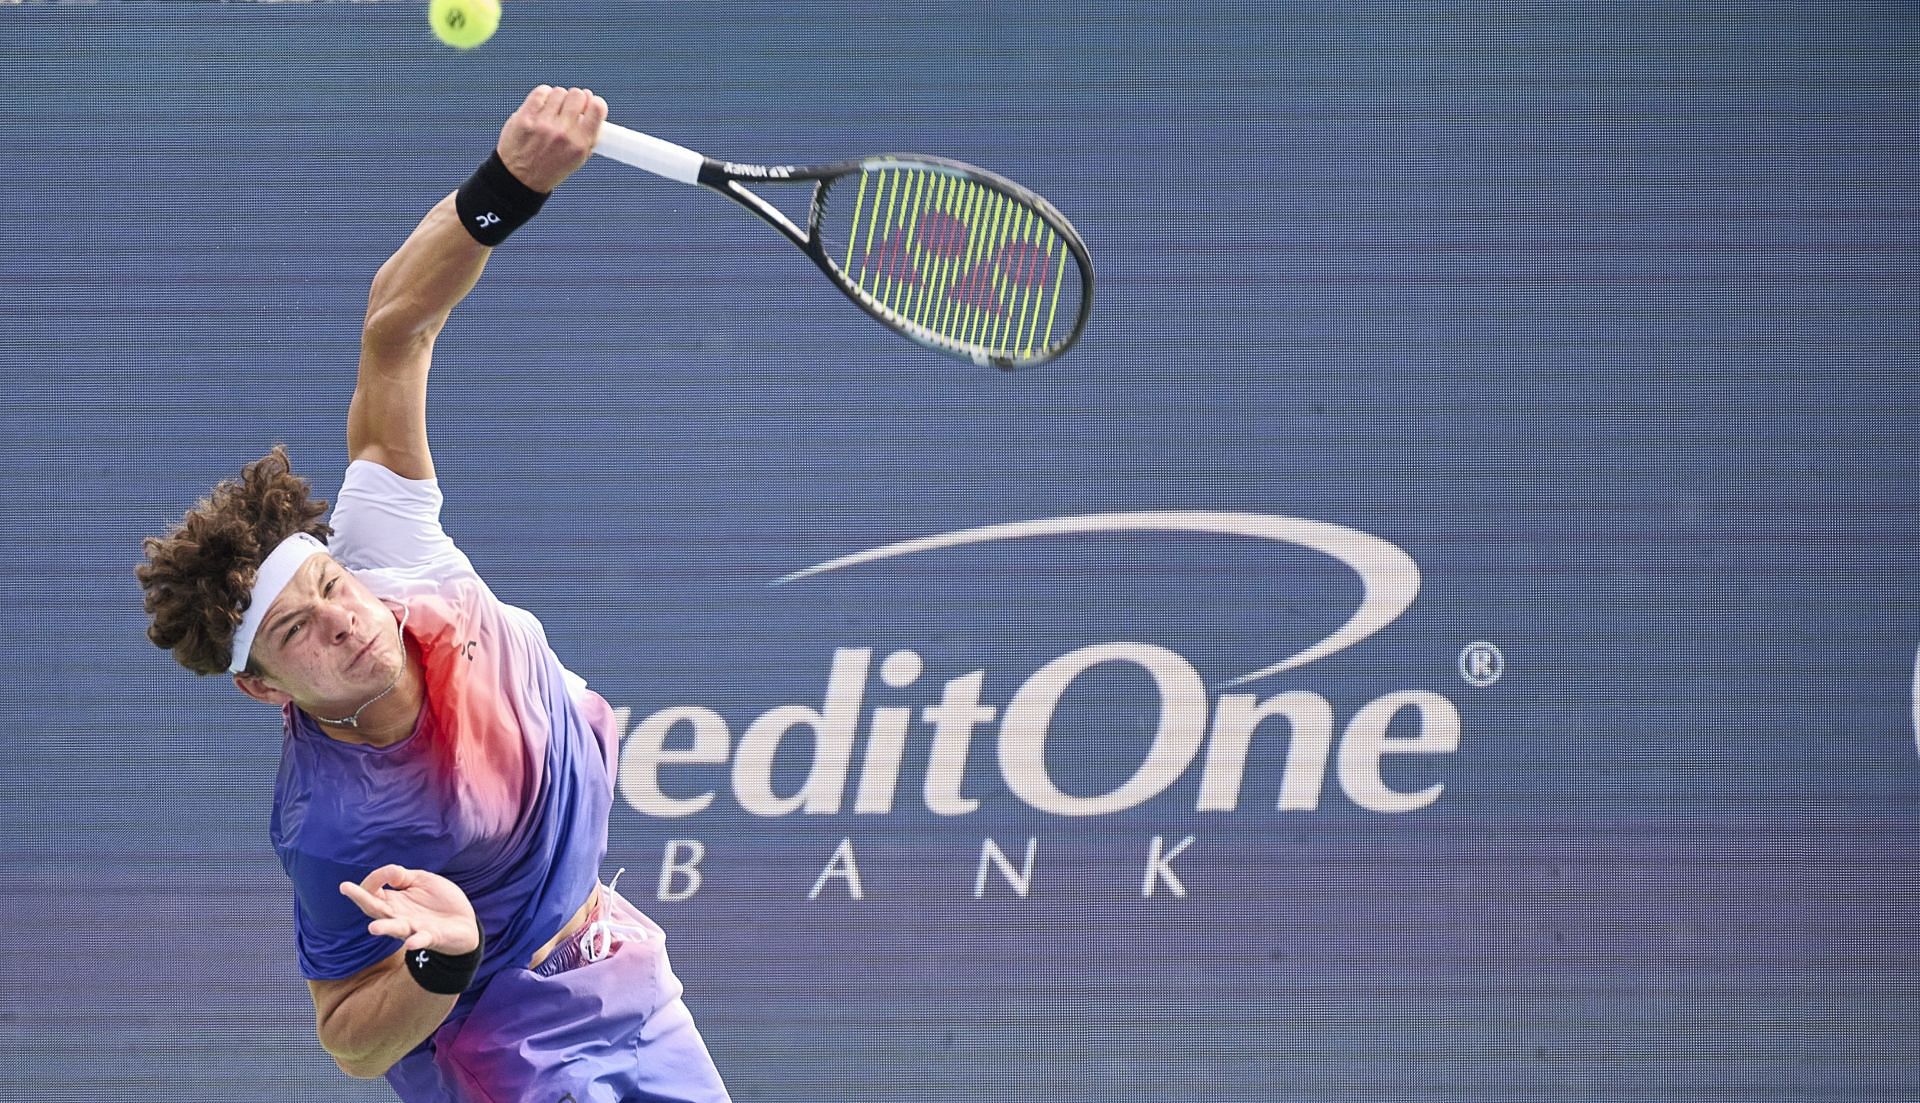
<box><xmin>593</xmin><ymin>123</ymin><xmax>705</xmax><ymax>185</ymax></box>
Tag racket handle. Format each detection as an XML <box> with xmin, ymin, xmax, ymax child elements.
<box><xmin>593</xmin><ymin>122</ymin><xmax>705</xmax><ymax>185</ymax></box>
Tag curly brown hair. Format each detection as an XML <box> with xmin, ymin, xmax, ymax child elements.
<box><xmin>137</xmin><ymin>445</ymin><xmax>334</xmax><ymax>676</ymax></box>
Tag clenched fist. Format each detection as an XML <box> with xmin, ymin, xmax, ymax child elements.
<box><xmin>496</xmin><ymin>85</ymin><xmax>609</xmax><ymax>193</ymax></box>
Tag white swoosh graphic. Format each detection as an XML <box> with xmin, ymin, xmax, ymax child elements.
<box><xmin>773</xmin><ymin>511</ymin><xmax>1420</xmax><ymax>688</ymax></box>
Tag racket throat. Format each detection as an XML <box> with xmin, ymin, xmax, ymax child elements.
<box><xmin>717</xmin><ymin>180</ymin><xmax>812</xmax><ymax>250</ymax></box>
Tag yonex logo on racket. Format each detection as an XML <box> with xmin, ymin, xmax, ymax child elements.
<box><xmin>722</xmin><ymin>162</ymin><xmax>792</xmax><ymax>179</ymax></box>
<box><xmin>855</xmin><ymin>211</ymin><xmax>1055</xmax><ymax>319</ymax></box>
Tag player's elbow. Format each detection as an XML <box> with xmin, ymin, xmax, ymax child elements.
<box><xmin>334</xmin><ymin>1052</ymin><xmax>396</xmax><ymax>1080</ymax></box>
<box><xmin>317</xmin><ymin>1012</ymin><xmax>394</xmax><ymax>1080</ymax></box>
<box><xmin>361</xmin><ymin>294</ymin><xmax>443</xmax><ymax>353</ymax></box>
<box><xmin>362</xmin><ymin>254</ymin><xmax>452</xmax><ymax>350</ymax></box>
<box><xmin>321</xmin><ymin>1029</ymin><xmax>395</xmax><ymax>1080</ymax></box>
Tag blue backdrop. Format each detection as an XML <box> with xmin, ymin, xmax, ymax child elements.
<box><xmin>3</xmin><ymin>2</ymin><xmax>1917</xmax><ymax>1100</ymax></box>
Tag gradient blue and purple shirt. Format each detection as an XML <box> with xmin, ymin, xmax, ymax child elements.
<box><xmin>269</xmin><ymin>459</ymin><xmax>618</xmax><ymax>1028</ymax></box>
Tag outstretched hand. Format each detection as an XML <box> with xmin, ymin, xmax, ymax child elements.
<box><xmin>340</xmin><ymin>864</ymin><xmax>480</xmax><ymax>956</ymax></box>
<box><xmin>496</xmin><ymin>84</ymin><xmax>609</xmax><ymax>193</ymax></box>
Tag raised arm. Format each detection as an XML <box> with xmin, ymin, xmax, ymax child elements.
<box><xmin>347</xmin><ymin>85</ymin><xmax>609</xmax><ymax>480</ymax></box>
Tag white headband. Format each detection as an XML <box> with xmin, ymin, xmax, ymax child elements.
<box><xmin>228</xmin><ymin>532</ymin><xmax>329</xmax><ymax>674</ymax></box>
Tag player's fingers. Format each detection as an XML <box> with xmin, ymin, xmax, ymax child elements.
<box><xmin>339</xmin><ymin>880</ymin><xmax>392</xmax><ymax>918</ymax></box>
<box><xmin>401</xmin><ymin>930</ymin><xmax>434</xmax><ymax>953</ymax></box>
<box><xmin>362</xmin><ymin>864</ymin><xmax>413</xmax><ymax>892</ymax></box>
<box><xmin>536</xmin><ymin>83</ymin><xmax>574</xmax><ymax>119</ymax></box>
<box><xmin>368</xmin><ymin>917</ymin><xmax>415</xmax><ymax>941</ymax></box>
<box><xmin>559</xmin><ymin>86</ymin><xmax>591</xmax><ymax>118</ymax></box>
<box><xmin>524</xmin><ymin>84</ymin><xmax>555</xmax><ymax>113</ymax></box>
<box><xmin>586</xmin><ymin>94</ymin><xmax>608</xmax><ymax>126</ymax></box>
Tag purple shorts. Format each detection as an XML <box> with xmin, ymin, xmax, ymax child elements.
<box><xmin>386</xmin><ymin>887</ymin><xmax>731</xmax><ymax>1103</ymax></box>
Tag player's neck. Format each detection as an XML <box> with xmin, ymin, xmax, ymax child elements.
<box><xmin>315</xmin><ymin>644</ymin><xmax>426</xmax><ymax>748</ymax></box>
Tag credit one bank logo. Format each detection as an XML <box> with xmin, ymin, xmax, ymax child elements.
<box><xmin>611</xmin><ymin>512</ymin><xmax>1465</xmax><ymax>820</ymax></box>
<box><xmin>607</xmin><ymin>513</ymin><xmax>1483</xmax><ymax>901</ymax></box>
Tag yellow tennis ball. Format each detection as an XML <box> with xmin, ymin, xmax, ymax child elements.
<box><xmin>429</xmin><ymin>0</ymin><xmax>500</xmax><ymax>50</ymax></box>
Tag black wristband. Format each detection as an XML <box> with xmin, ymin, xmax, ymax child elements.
<box><xmin>404</xmin><ymin>926</ymin><xmax>485</xmax><ymax>995</ymax></box>
<box><xmin>454</xmin><ymin>151</ymin><xmax>549</xmax><ymax>246</ymax></box>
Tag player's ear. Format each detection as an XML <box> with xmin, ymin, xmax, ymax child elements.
<box><xmin>233</xmin><ymin>671</ymin><xmax>294</xmax><ymax>708</ymax></box>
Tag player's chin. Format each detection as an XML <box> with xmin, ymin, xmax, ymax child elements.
<box><xmin>345</xmin><ymin>639</ymin><xmax>397</xmax><ymax>685</ymax></box>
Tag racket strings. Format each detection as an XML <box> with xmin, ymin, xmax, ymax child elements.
<box><xmin>822</xmin><ymin>165</ymin><xmax>1083</xmax><ymax>363</ymax></box>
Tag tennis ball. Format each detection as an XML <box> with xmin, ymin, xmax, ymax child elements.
<box><xmin>429</xmin><ymin>0</ymin><xmax>500</xmax><ymax>50</ymax></box>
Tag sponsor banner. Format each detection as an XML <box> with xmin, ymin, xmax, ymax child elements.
<box><xmin>600</xmin><ymin>512</ymin><xmax>1483</xmax><ymax>903</ymax></box>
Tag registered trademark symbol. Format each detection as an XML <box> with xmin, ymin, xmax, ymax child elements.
<box><xmin>1458</xmin><ymin>641</ymin><xmax>1504</xmax><ymax>687</ymax></box>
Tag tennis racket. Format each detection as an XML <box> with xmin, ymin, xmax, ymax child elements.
<box><xmin>592</xmin><ymin>122</ymin><xmax>1093</xmax><ymax>370</ymax></box>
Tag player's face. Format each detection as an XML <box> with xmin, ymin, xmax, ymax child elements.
<box><xmin>249</xmin><ymin>554</ymin><xmax>406</xmax><ymax>713</ymax></box>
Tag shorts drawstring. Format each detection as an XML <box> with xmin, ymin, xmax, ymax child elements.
<box><xmin>579</xmin><ymin>867</ymin><xmax>650</xmax><ymax>965</ymax></box>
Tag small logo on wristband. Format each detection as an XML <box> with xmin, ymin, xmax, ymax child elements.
<box><xmin>475</xmin><ymin>212</ymin><xmax>502</xmax><ymax>228</ymax></box>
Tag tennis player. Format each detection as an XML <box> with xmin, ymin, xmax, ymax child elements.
<box><xmin>135</xmin><ymin>86</ymin><xmax>731</xmax><ymax>1102</ymax></box>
